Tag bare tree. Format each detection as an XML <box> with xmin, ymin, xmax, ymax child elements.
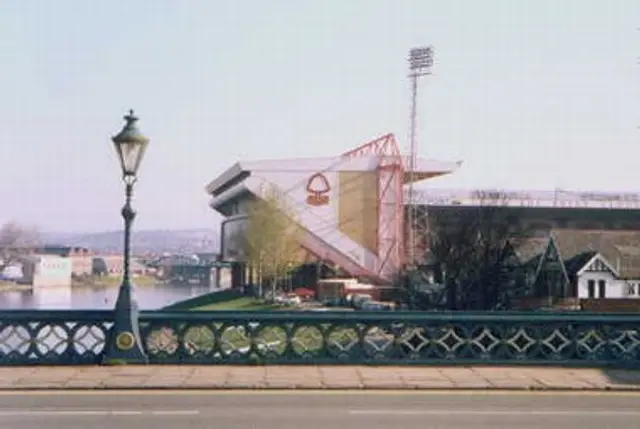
<box><xmin>243</xmin><ymin>186</ymin><xmax>302</xmax><ymax>297</ymax></box>
<box><xmin>0</xmin><ymin>221</ymin><xmax>41</xmax><ymax>274</ymax></box>
<box><xmin>413</xmin><ymin>190</ymin><xmax>529</xmax><ymax>310</ymax></box>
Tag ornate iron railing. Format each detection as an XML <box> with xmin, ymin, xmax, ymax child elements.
<box><xmin>1</xmin><ymin>310</ymin><xmax>639</xmax><ymax>366</ymax></box>
<box><xmin>0</xmin><ymin>311</ymin><xmax>113</xmax><ymax>365</ymax></box>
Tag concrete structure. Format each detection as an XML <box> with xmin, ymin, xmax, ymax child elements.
<box><xmin>411</xmin><ymin>188</ymin><xmax>640</xmax><ymax>209</ymax></box>
<box><xmin>410</xmin><ymin>189</ymin><xmax>640</xmax><ymax>266</ymax></box>
<box><xmin>19</xmin><ymin>255</ymin><xmax>72</xmax><ymax>287</ymax></box>
<box><xmin>40</xmin><ymin>246</ymin><xmax>97</xmax><ymax>277</ymax></box>
<box><xmin>206</xmin><ymin>134</ymin><xmax>461</xmax><ymax>283</ymax></box>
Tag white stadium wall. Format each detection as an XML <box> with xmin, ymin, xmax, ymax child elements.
<box><xmin>241</xmin><ymin>160</ymin><xmax>382</xmax><ymax>280</ymax></box>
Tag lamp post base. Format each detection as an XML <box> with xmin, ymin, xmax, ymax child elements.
<box><xmin>103</xmin><ymin>279</ymin><xmax>148</xmax><ymax>365</ymax></box>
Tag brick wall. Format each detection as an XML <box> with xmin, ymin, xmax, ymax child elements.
<box><xmin>511</xmin><ymin>297</ymin><xmax>640</xmax><ymax>312</ymax></box>
<box><xmin>580</xmin><ymin>298</ymin><xmax>640</xmax><ymax>312</ymax></box>
<box><xmin>69</xmin><ymin>255</ymin><xmax>93</xmax><ymax>276</ymax></box>
<box><xmin>511</xmin><ymin>297</ymin><xmax>580</xmax><ymax>310</ymax></box>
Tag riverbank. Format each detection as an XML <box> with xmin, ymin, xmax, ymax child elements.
<box><xmin>0</xmin><ymin>282</ymin><xmax>31</xmax><ymax>292</ymax></box>
<box><xmin>0</xmin><ymin>275</ymin><xmax>159</xmax><ymax>292</ymax></box>
<box><xmin>71</xmin><ymin>275</ymin><xmax>159</xmax><ymax>288</ymax></box>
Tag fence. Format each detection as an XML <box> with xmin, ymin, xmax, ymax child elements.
<box><xmin>0</xmin><ymin>310</ymin><xmax>639</xmax><ymax>367</ymax></box>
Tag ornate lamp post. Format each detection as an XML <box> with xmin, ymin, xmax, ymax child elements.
<box><xmin>103</xmin><ymin>109</ymin><xmax>150</xmax><ymax>364</ymax></box>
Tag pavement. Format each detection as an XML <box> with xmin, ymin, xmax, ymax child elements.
<box><xmin>1</xmin><ymin>390</ymin><xmax>640</xmax><ymax>428</ymax></box>
<box><xmin>1</xmin><ymin>365</ymin><xmax>640</xmax><ymax>391</ymax></box>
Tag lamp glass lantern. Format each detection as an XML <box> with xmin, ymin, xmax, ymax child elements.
<box><xmin>112</xmin><ymin>110</ymin><xmax>149</xmax><ymax>183</ymax></box>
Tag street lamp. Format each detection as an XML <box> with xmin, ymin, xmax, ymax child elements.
<box><xmin>103</xmin><ymin>109</ymin><xmax>149</xmax><ymax>364</ymax></box>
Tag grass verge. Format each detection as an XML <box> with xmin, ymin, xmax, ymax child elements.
<box><xmin>193</xmin><ymin>297</ymin><xmax>282</xmax><ymax>311</ymax></box>
<box><xmin>162</xmin><ymin>289</ymin><xmax>244</xmax><ymax>310</ymax></box>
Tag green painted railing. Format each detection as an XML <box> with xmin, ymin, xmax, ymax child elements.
<box><xmin>1</xmin><ymin>310</ymin><xmax>639</xmax><ymax>366</ymax></box>
<box><xmin>0</xmin><ymin>311</ymin><xmax>113</xmax><ymax>365</ymax></box>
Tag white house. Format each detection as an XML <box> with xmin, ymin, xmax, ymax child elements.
<box><xmin>574</xmin><ymin>253</ymin><xmax>639</xmax><ymax>299</ymax></box>
<box><xmin>523</xmin><ymin>230</ymin><xmax>640</xmax><ymax>301</ymax></box>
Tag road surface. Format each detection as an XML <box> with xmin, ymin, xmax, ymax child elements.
<box><xmin>0</xmin><ymin>390</ymin><xmax>639</xmax><ymax>428</ymax></box>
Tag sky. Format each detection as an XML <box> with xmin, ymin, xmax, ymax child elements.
<box><xmin>0</xmin><ymin>0</ymin><xmax>638</xmax><ymax>233</ymax></box>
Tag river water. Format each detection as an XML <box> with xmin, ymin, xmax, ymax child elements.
<box><xmin>0</xmin><ymin>283</ymin><xmax>217</xmax><ymax>310</ymax></box>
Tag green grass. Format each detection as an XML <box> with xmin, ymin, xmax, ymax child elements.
<box><xmin>193</xmin><ymin>297</ymin><xmax>282</xmax><ymax>311</ymax></box>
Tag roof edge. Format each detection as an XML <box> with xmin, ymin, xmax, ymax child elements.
<box><xmin>204</xmin><ymin>162</ymin><xmax>243</xmax><ymax>195</ymax></box>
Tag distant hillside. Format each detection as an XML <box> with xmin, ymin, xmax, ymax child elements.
<box><xmin>43</xmin><ymin>229</ymin><xmax>219</xmax><ymax>254</ymax></box>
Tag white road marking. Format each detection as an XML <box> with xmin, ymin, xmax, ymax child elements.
<box><xmin>349</xmin><ymin>409</ymin><xmax>640</xmax><ymax>417</ymax></box>
<box><xmin>152</xmin><ymin>410</ymin><xmax>200</xmax><ymax>416</ymax></box>
<box><xmin>0</xmin><ymin>410</ymin><xmax>200</xmax><ymax>417</ymax></box>
<box><xmin>0</xmin><ymin>411</ymin><xmax>109</xmax><ymax>417</ymax></box>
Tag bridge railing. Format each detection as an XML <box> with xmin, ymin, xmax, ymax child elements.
<box><xmin>1</xmin><ymin>310</ymin><xmax>639</xmax><ymax>366</ymax></box>
<box><xmin>0</xmin><ymin>310</ymin><xmax>114</xmax><ymax>365</ymax></box>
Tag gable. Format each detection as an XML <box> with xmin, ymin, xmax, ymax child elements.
<box><xmin>502</xmin><ymin>241</ymin><xmax>521</xmax><ymax>267</ymax></box>
<box><xmin>577</xmin><ymin>253</ymin><xmax>619</xmax><ymax>277</ymax></box>
<box><xmin>534</xmin><ymin>235</ymin><xmax>570</xmax><ymax>285</ymax></box>
<box><xmin>545</xmin><ymin>240</ymin><xmax>559</xmax><ymax>262</ymax></box>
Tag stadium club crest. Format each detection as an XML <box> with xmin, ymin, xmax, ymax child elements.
<box><xmin>306</xmin><ymin>173</ymin><xmax>331</xmax><ymax>206</ymax></box>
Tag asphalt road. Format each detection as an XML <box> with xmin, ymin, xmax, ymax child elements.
<box><xmin>0</xmin><ymin>390</ymin><xmax>639</xmax><ymax>429</ymax></box>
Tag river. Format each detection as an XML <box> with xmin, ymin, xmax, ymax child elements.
<box><xmin>0</xmin><ymin>283</ymin><xmax>218</xmax><ymax>310</ymax></box>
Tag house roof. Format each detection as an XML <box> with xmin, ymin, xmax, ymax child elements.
<box><xmin>553</xmin><ymin>229</ymin><xmax>640</xmax><ymax>278</ymax></box>
<box><xmin>513</xmin><ymin>237</ymin><xmax>548</xmax><ymax>264</ymax></box>
<box><xmin>517</xmin><ymin>229</ymin><xmax>640</xmax><ymax>279</ymax></box>
<box><xmin>563</xmin><ymin>251</ymin><xmax>598</xmax><ymax>277</ymax></box>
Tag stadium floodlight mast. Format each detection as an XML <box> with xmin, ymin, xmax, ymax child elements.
<box><xmin>407</xmin><ymin>45</ymin><xmax>434</xmax><ymax>268</ymax></box>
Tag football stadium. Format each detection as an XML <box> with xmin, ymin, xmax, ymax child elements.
<box><xmin>205</xmin><ymin>134</ymin><xmax>640</xmax><ymax>288</ymax></box>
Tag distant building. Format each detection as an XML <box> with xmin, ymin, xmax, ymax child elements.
<box><xmin>19</xmin><ymin>255</ymin><xmax>72</xmax><ymax>287</ymax></box>
<box><xmin>40</xmin><ymin>245</ymin><xmax>92</xmax><ymax>257</ymax></box>
<box><xmin>195</xmin><ymin>252</ymin><xmax>220</xmax><ymax>263</ymax></box>
<box><xmin>69</xmin><ymin>255</ymin><xmax>93</xmax><ymax>276</ymax></box>
<box><xmin>39</xmin><ymin>245</ymin><xmax>94</xmax><ymax>277</ymax></box>
<box><xmin>37</xmin><ymin>245</ymin><xmax>152</xmax><ymax>278</ymax></box>
<box><xmin>0</xmin><ymin>263</ymin><xmax>23</xmax><ymax>280</ymax></box>
<box><xmin>91</xmin><ymin>255</ymin><xmax>146</xmax><ymax>276</ymax></box>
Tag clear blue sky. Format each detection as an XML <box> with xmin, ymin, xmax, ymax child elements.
<box><xmin>0</xmin><ymin>0</ymin><xmax>638</xmax><ymax>232</ymax></box>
